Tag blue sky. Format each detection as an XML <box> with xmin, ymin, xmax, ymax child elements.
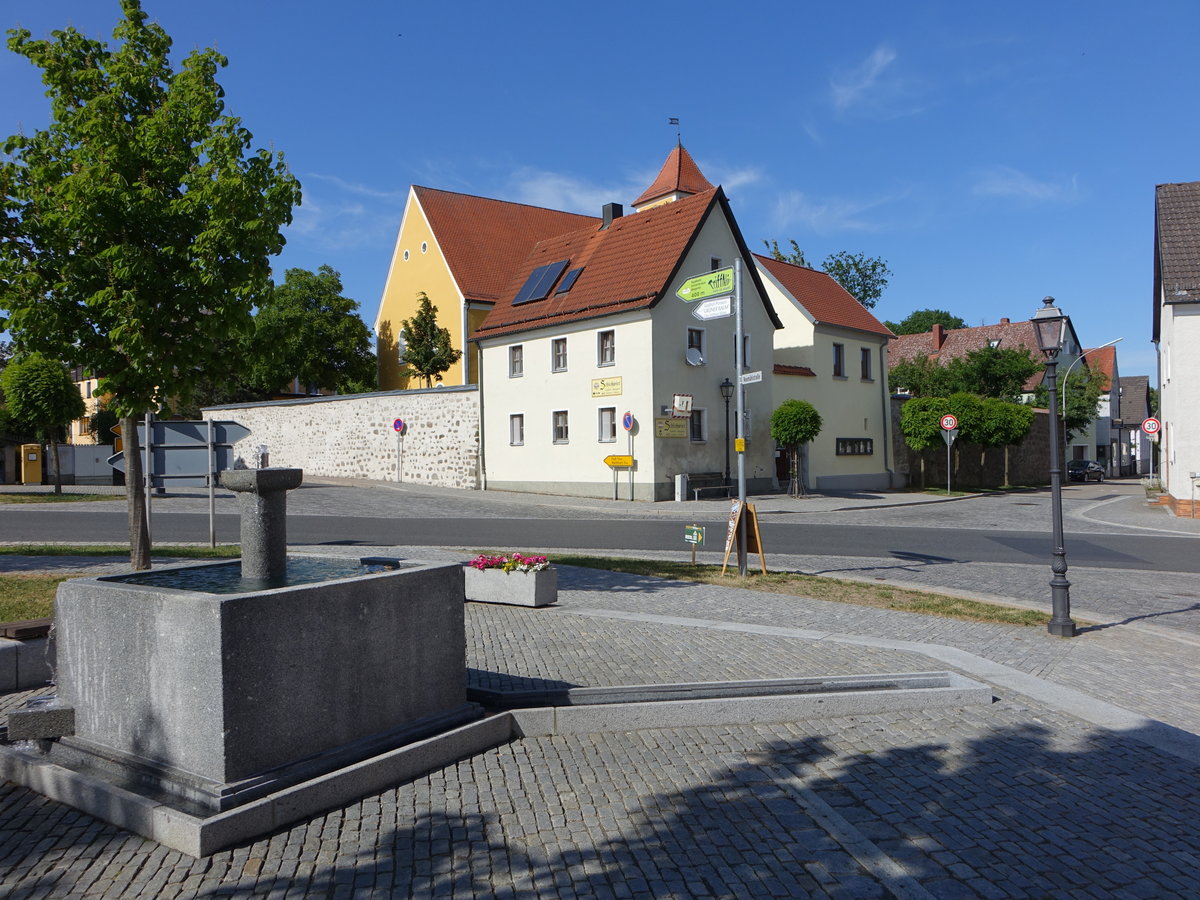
<box><xmin>5</xmin><ymin>1</ymin><xmax>1198</xmax><ymax>378</ymax></box>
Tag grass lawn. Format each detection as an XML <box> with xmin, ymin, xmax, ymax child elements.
<box><xmin>552</xmin><ymin>554</ymin><xmax>1050</xmax><ymax>627</ymax></box>
<box><xmin>0</xmin><ymin>546</ymin><xmax>240</xmax><ymax>621</ymax></box>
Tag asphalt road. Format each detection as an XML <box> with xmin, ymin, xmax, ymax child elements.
<box><xmin>4</xmin><ymin>508</ymin><xmax>1199</xmax><ymax>573</ymax></box>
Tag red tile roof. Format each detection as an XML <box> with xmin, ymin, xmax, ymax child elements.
<box><xmin>474</xmin><ymin>188</ymin><xmax>724</xmax><ymax>340</ymax></box>
<box><xmin>1084</xmin><ymin>345</ymin><xmax>1115</xmax><ymax>386</ymax></box>
<box><xmin>413</xmin><ymin>186</ymin><xmax>599</xmax><ymax>302</ymax></box>
<box><xmin>633</xmin><ymin>145</ymin><xmax>715</xmax><ymax>208</ymax></box>
<box><xmin>774</xmin><ymin>364</ymin><xmax>816</xmax><ymax>377</ymax></box>
<box><xmin>887</xmin><ymin>319</ymin><xmax>1046</xmax><ymax>391</ymax></box>
<box><xmin>753</xmin><ymin>254</ymin><xmax>893</xmax><ymax>337</ymax></box>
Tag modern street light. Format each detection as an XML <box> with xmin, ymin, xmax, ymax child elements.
<box><xmin>1031</xmin><ymin>296</ymin><xmax>1077</xmax><ymax>638</ymax></box>
<box><xmin>1061</xmin><ymin>337</ymin><xmax>1124</xmax><ymax>419</ymax></box>
<box><xmin>719</xmin><ymin>377</ymin><xmax>734</xmax><ymax>486</ymax></box>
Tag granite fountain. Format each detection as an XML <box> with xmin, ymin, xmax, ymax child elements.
<box><xmin>0</xmin><ymin>468</ymin><xmax>501</xmax><ymax>854</ymax></box>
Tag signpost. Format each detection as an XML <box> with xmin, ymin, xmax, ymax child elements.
<box><xmin>604</xmin><ymin>454</ymin><xmax>634</xmax><ymax>501</ymax></box>
<box><xmin>940</xmin><ymin>415</ymin><xmax>959</xmax><ymax>495</ymax></box>
<box><xmin>1142</xmin><ymin>418</ymin><xmax>1161</xmax><ymax>481</ymax></box>
<box><xmin>691</xmin><ymin>296</ymin><xmax>732</xmax><ymax>321</ymax></box>
<box><xmin>621</xmin><ymin>412</ymin><xmax>636</xmax><ymax>501</ymax></box>
<box><xmin>684</xmin><ymin>524</ymin><xmax>704</xmax><ymax>564</ymax></box>
<box><xmin>675</xmin><ymin>267</ymin><xmax>733</xmax><ymax>302</ymax></box>
<box><xmin>394</xmin><ymin>418</ymin><xmax>407</xmax><ymax>483</ymax></box>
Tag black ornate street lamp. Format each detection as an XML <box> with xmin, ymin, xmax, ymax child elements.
<box><xmin>1031</xmin><ymin>296</ymin><xmax>1077</xmax><ymax>637</ymax></box>
<box><xmin>719</xmin><ymin>377</ymin><xmax>735</xmax><ymax>486</ymax></box>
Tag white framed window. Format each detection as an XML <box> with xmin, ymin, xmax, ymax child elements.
<box><xmin>509</xmin><ymin>345</ymin><xmax>523</xmax><ymax>377</ymax></box>
<box><xmin>860</xmin><ymin>347</ymin><xmax>872</xmax><ymax>380</ymax></box>
<box><xmin>597</xmin><ymin>330</ymin><xmax>615</xmax><ymax>366</ymax></box>
<box><xmin>509</xmin><ymin>414</ymin><xmax>524</xmax><ymax>446</ymax></box>
<box><xmin>552</xmin><ymin>337</ymin><xmax>568</xmax><ymax>372</ymax></box>
<box><xmin>598</xmin><ymin>407</ymin><xmax>617</xmax><ymax>443</ymax></box>
<box><xmin>552</xmin><ymin>410</ymin><xmax>569</xmax><ymax>444</ymax></box>
<box><xmin>833</xmin><ymin>343</ymin><xmax>845</xmax><ymax>378</ymax></box>
<box><xmin>689</xmin><ymin>409</ymin><xmax>707</xmax><ymax>442</ymax></box>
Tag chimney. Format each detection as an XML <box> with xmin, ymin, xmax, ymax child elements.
<box><xmin>999</xmin><ymin>317</ymin><xmax>1010</xmax><ymax>325</ymax></box>
<box><xmin>932</xmin><ymin>323</ymin><xmax>945</xmax><ymax>349</ymax></box>
<box><xmin>602</xmin><ymin>202</ymin><xmax>623</xmax><ymax>229</ymax></box>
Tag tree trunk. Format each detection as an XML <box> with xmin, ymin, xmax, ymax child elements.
<box><xmin>1003</xmin><ymin>445</ymin><xmax>1011</xmax><ymax>488</ymax></box>
<box><xmin>121</xmin><ymin>413</ymin><xmax>152</xmax><ymax>570</ymax></box>
<box><xmin>49</xmin><ymin>438</ymin><xmax>63</xmax><ymax>495</ymax></box>
<box><xmin>788</xmin><ymin>447</ymin><xmax>800</xmax><ymax>497</ymax></box>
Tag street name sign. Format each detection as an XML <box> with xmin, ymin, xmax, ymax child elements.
<box><xmin>691</xmin><ymin>295</ymin><xmax>732</xmax><ymax>320</ymax></box>
<box><xmin>739</xmin><ymin>370</ymin><xmax>763</xmax><ymax>385</ymax></box>
<box><xmin>676</xmin><ymin>267</ymin><xmax>734</xmax><ymax>302</ymax></box>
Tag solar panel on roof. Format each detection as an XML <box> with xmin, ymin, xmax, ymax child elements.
<box><xmin>513</xmin><ymin>259</ymin><xmax>569</xmax><ymax>305</ymax></box>
<box><xmin>556</xmin><ymin>267</ymin><xmax>583</xmax><ymax>294</ymax></box>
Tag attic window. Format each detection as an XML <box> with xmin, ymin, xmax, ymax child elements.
<box><xmin>556</xmin><ymin>267</ymin><xmax>583</xmax><ymax>295</ymax></box>
<box><xmin>514</xmin><ymin>259</ymin><xmax>570</xmax><ymax>305</ymax></box>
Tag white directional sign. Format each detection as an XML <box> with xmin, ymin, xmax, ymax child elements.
<box><xmin>739</xmin><ymin>370</ymin><xmax>763</xmax><ymax>385</ymax></box>
<box><xmin>691</xmin><ymin>295</ymin><xmax>732</xmax><ymax>321</ymax></box>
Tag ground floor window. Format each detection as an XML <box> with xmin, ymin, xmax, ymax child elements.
<box><xmin>836</xmin><ymin>437</ymin><xmax>873</xmax><ymax>456</ymax></box>
<box><xmin>509</xmin><ymin>414</ymin><xmax>524</xmax><ymax>446</ymax></box>
<box><xmin>553</xmin><ymin>410</ymin><xmax>569</xmax><ymax>444</ymax></box>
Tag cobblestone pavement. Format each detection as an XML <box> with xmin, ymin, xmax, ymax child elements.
<box><xmin>2</xmin><ymin>544</ymin><xmax>1199</xmax><ymax>898</ymax></box>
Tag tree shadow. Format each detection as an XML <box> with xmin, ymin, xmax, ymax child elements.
<box><xmin>556</xmin><ymin>565</ymin><xmax>696</xmax><ymax>594</ymax></box>
<box><xmin>2</xmin><ymin>713</ymin><xmax>1197</xmax><ymax>896</ymax></box>
<box><xmin>1077</xmin><ymin>601</ymin><xmax>1200</xmax><ymax>634</ymax></box>
<box><xmin>801</xmin><ymin>549</ymin><xmax>959</xmax><ymax>578</ymax></box>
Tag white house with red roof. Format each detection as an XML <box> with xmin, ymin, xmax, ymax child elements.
<box><xmin>755</xmin><ymin>255</ymin><xmax>897</xmax><ymax>490</ymax></box>
<box><xmin>1153</xmin><ymin>181</ymin><xmax>1200</xmax><ymax>515</ymax></box>
<box><xmin>473</xmin><ymin>148</ymin><xmax>781</xmax><ymax>500</ymax></box>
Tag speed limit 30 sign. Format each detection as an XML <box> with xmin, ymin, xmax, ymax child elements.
<box><xmin>940</xmin><ymin>414</ymin><xmax>958</xmax><ymax>431</ymax></box>
<box><xmin>1142</xmin><ymin>417</ymin><xmax>1161</xmax><ymax>436</ymax></box>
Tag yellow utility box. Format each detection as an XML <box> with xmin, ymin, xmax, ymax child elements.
<box><xmin>20</xmin><ymin>444</ymin><xmax>43</xmax><ymax>484</ymax></box>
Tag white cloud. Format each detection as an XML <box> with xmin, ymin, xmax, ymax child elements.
<box><xmin>284</xmin><ymin>173</ymin><xmax>406</xmax><ymax>250</ymax></box>
<box><xmin>503</xmin><ymin>168</ymin><xmax>631</xmax><ymax>214</ymax></box>
<box><xmin>829</xmin><ymin>44</ymin><xmax>926</xmax><ymax>119</ymax></box>
<box><xmin>302</xmin><ymin>172</ymin><xmax>407</xmax><ymax>202</ymax></box>
<box><xmin>971</xmin><ymin>166</ymin><xmax>1079</xmax><ymax>203</ymax></box>
<box><xmin>771</xmin><ymin>189</ymin><xmax>903</xmax><ymax>234</ymax></box>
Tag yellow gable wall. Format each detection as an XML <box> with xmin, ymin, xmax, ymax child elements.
<box><xmin>375</xmin><ymin>190</ymin><xmax>470</xmax><ymax>390</ymax></box>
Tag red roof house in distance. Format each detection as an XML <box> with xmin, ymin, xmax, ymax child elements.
<box><xmin>754</xmin><ymin>254</ymin><xmax>897</xmax><ymax>491</ymax></box>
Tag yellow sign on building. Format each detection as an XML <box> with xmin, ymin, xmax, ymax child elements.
<box><xmin>591</xmin><ymin>376</ymin><xmax>623</xmax><ymax>397</ymax></box>
<box><xmin>655</xmin><ymin>417</ymin><xmax>687</xmax><ymax>438</ymax></box>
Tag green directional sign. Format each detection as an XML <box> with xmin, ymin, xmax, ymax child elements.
<box><xmin>676</xmin><ymin>267</ymin><xmax>734</xmax><ymax>302</ymax></box>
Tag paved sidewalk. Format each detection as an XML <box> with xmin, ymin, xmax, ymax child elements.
<box><xmin>1</xmin><ymin>544</ymin><xmax>1198</xmax><ymax>898</ymax></box>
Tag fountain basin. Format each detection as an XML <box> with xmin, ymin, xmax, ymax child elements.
<box><xmin>52</xmin><ymin>556</ymin><xmax>474</xmax><ymax>812</ymax></box>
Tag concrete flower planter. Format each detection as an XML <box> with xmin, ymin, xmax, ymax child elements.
<box><xmin>463</xmin><ymin>566</ymin><xmax>557</xmax><ymax>607</ymax></box>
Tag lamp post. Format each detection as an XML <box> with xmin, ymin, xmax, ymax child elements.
<box><xmin>1061</xmin><ymin>337</ymin><xmax>1124</xmax><ymax>418</ymax></box>
<box><xmin>1031</xmin><ymin>297</ymin><xmax>1076</xmax><ymax>638</ymax></box>
<box><xmin>719</xmin><ymin>377</ymin><xmax>734</xmax><ymax>486</ymax></box>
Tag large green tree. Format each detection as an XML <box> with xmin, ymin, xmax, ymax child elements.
<box><xmin>0</xmin><ymin>353</ymin><xmax>85</xmax><ymax>493</ymax></box>
<box><xmin>399</xmin><ymin>293</ymin><xmax>462</xmax><ymax>389</ymax></box>
<box><xmin>0</xmin><ymin>1</ymin><xmax>301</xmax><ymax>567</ymax></box>
<box><xmin>1029</xmin><ymin>370</ymin><xmax>1105</xmax><ymax>443</ymax></box>
<box><xmin>763</xmin><ymin>241</ymin><xmax>892</xmax><ymax>308</ymax></box>
<box><xmin>891</xmin><ymin>346</ymin><xmax>1040</xmax><ymax>403</ymax></box>
<box><xmin>249</xmin><ymin>265</ymin><xmax>376</xmax><ymax>396</ymax></box>
<box><xmin>770</xmin><ymin>399</ymin><xmax>822</xmax><ymax>496</ymax></box>
<box><xmin>883</xmin><ymin>308</ymin><xmax>967</xmax><ymax>335</ymax></box>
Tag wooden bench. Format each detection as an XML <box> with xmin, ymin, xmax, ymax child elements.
<box><xmin>0</xmin><ymin>618</ymin><xmax>52</xmax><ymax>640</ymax></box>
<box><xmin>688</xmin><ymin>473</ymin><xmax>733</xmax><ymax>501</ymax></box>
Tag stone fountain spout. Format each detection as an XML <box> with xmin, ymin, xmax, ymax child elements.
<box><xmin>220</xmin><ymin>467</ymin><xmax>303</xmax><ymax>579</ymax></box>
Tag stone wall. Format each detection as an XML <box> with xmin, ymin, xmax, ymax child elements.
<box><xmin>891</xmin><ymin>396</ymin><xmax>1053</xmax><ymax>489</ymax></box>
<box><xmin>203</xmin><ymin>386</ymin><xmax>480</xmax><ymax>489</ymax></box>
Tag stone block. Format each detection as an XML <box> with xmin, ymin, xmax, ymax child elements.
<box><xmin>463</xmin><ymin>566</ymin><xmax>557</xmax><ymax>606</ymax></box>
<box><xmin>7</xmin><ymin>701</ymin><xmax>74</xmax><ymax>740</ymax></box>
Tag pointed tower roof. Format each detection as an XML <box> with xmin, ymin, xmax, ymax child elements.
<box><xmin>633</xmin><ymin>144</ymin><xmax>715</xmax><ymax>210</ymax></box>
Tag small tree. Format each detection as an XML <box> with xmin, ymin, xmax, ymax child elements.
<box><xmin>976</xmin><ymin>398</ymin><xmax>1034</xmax><ymax>487</ymax></box>
<box><xmin>770</xmin><ymin>400</ymin><xmax>822</xmax><ymax>496</ymax></box>
<box><xmin>399</xmin><ymin>293</ymin><xmax>462</xmax><ymax>389</ymax></box>
<box><xmin>898</xmin><ymin>397</ymin><xmax>949</xmax><ymax>490</ymax></box>
<box><xmin>0</xmin><ymin>353</ymin><xmax>85</xmax><ymax>493</ymax></box>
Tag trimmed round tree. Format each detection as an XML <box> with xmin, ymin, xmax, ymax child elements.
<box><xmin>770</xmin><ymin>399</ymin><xmax>822</xmax><ymax>496</ymax></box>
<box><xmin>0</xmin><ymin>353</ymin><xmax>85</xmax><ymax>493</ymax></box>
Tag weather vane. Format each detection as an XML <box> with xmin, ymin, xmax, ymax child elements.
<box><xmin>669</xmin><ymin>117</ymin><xmax>681</xmax><ymax>144</ymax></box>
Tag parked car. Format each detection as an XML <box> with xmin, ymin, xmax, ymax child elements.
<box><xmin>1067</xmin><ymin>459</ymin><xmax>1104</xmax><ymax>482</ymax></box>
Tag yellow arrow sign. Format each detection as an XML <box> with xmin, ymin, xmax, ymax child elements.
<box><xmin>604</xmin><ymin>455</ymin><xmax>634</xmax><ymax>468</ymax></box>
<box><xmin>676</xmin><ymin>267</ymin><xmax>734</xmax><ymax>302</ymax></box>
